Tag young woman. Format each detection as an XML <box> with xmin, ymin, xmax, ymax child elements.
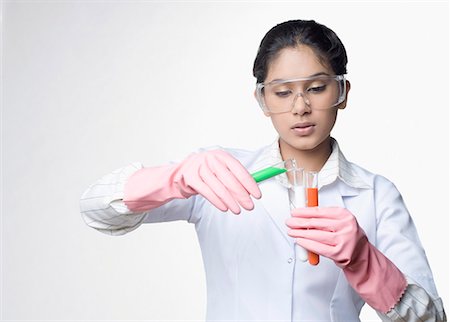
<box><xmin>80</xmin><ymin>20</ymin><xmax>446</xmax><ymax>321</ymax></box>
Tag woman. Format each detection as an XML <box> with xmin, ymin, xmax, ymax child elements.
<box><xmin>80</xmin><ymin>20</ymin><xmax>446</xmax><ymax>321</ymax></box>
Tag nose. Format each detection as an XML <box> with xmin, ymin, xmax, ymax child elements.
<box><xmin>291</xmin><ymin>92</ymin><xmax>311</xmax><ymax>115</ymax></box>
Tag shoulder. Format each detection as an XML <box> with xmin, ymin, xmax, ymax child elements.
<box><xmin>345</xmin><ymin>159</ymin><xmax>400</xmax><ymax>196</ymax></box>
<box><xmin>332</xmin><ymin>138</ymin><xmax>398</xmax><ymax>192</ymax></box>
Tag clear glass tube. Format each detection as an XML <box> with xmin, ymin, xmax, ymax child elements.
<box><xmin>305</xmin><ymin>171</ymin><xmax>320</xmax><ymax>265</ymax></box>
<box><xmin>288</xmin><ymin>167</ymin><xmax>308</xmax><ymax>262</ymax></box>
<box><xmin>251</xmin><ymin>159</ymin><xmax>296</xmax><ymax>183</ymax></box>
<box><xmin>306</xmin><ymin>171</ymin><xmax>318</xmax><ymax>207</ymax></box>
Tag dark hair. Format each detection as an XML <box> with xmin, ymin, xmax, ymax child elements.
<box><xmin>253</xmin><ymin>20</ymin><xmax>348</xmax><ymax>83</ymax></box>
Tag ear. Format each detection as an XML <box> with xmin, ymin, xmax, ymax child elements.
<box><xmin>338</xmin><ymin>80</ymin><xmax>351</xmax><ymax>110</ymax></box>
<box><xmin>254</xmin><ymin>89</ymin><xmax>271</xmax><ymax>117</ymax></box>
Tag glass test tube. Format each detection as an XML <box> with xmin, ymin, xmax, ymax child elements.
<box><xmin>288</xmin><ymin>168</ymin><xmax>308</xmax><ymax>262</ymax></box>
<box><xmin>251</xmin><ymin>159</ymin><xmax>296</xmax><ymax>183</ymax></box>
<box><xmin>306</xmin><ymin>171</ymin><xmax>320</xmax><ymax>266</ymax></box>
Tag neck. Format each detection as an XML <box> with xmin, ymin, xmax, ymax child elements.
<box><xmin>279</xmin><ymin>136</ymin><xmax>333</xmax><ymax>172</ymax></box>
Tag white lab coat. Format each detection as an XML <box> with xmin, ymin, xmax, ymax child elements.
<box><xmin>80</xmin><ymin>138</ymin><xmax>444</xmax><ymax>321</ymax></box>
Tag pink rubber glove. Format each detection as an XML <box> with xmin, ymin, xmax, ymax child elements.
<box><xmin>286</xmin><ymin>207</ymin><xmax>407</xmax><ymax>313</ymax></box>
<box><xmin>123</xmin><ymin>150</ymin><xmax>261</xmax><ymax>214</ymax></box>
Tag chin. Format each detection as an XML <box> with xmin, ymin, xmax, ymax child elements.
<box><xmin>293</xmin><ymin>141</ymin><xmax>319</xmax><ymax>151</ymax></box>
<box><xmin>283</xmin><ymin>137</ymin><xmax>318</xmax><ymax>151</ymax></box>
<box><xmin>281</xmin><ymin>133</ymin><xmax>329</xmax><ymax>152</ymax></box>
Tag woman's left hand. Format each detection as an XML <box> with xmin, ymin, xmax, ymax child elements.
<box><xmin>285</xmin><ymin>207</ymin><xmax>367</xmax><ymax>268</ymax></box>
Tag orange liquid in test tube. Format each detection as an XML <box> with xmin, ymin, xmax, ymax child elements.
<box><xmin>306</xmin><ymin>172</ymin><xmax>320</xmax><ymax>266</ymax></box>
<box><xmin>307</xmin><ymin>188</ymin><xmax>318</xmax><ymax>207</ymax></box>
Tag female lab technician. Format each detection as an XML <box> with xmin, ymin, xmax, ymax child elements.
<box><xmin>80</xmin><ymin>20</ymin><xmax>446</xmax><ymax>321</ymax></box>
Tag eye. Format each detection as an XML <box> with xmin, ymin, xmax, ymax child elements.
<box><xmin>275</xmin><ymin>90</ymin><xmax>292</xmax><ymax>97</ymax></box>
<box><xmin>307</xmin><ymin>85</ymin><xmax>326</xmax><ymax>93</ymax></box>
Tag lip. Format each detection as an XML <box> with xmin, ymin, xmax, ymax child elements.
<box><xmin>291</xmin><ymin>122</ymin><xmax>315</xmax><ymax>129</ymax></box>
<box><xmin>291</xmin><ymin>122</ymin><xmax>315</xmax><ymax>136</ymax></box>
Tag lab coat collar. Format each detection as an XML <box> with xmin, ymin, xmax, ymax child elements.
<box><xmin>253</xmin><ymin>137</ymin><xmax>372</xmax><ymax>194</ymax></box>
<box><xmin>321</xmin><ymin>138</ymin><xmax>372</xmax><ymax>196</ymax></box>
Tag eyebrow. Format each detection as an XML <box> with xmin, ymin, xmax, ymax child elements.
<box><xmin>269</xmin><ymin>72</ymin><xmax>330</xmax><ymax>83</ymax></box>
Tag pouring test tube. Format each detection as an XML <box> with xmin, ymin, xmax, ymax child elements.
<box><xmin>306</xmin><ymin>171</ymin><xmax>320</xmax><ymax>266</ymax></box>
<box><xmin>251</xmin><ymin>159</ymin><xmax>296</xmax><ymax>183</ymax></box>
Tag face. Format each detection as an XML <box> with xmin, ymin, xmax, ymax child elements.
<box><xmin>258</xmin><ymin>45</ymin><xmax>349</xmax><ymax>153</ymax></box>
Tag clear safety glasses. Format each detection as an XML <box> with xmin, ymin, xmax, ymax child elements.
<box><xmin>256</xmin><ymin>75</ymin><xmax>346</xmax><ymax>114</ymax></box>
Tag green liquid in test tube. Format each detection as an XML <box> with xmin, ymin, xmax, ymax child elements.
<box><xmin>251</xmin><ymin>159</ymin><xmax>296</xmax><ymax>183</ymax></box>
<box><xmin>251</xmin><ymin>167</ymin><xmax>287</xmax><ymax>183</ymax></box>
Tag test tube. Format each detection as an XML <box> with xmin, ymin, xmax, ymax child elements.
<box><xmin>288</xmin><ymin>168</ymin><xmax>308</xmax><ymax>262</ymax></box>
<box><xmin>252</xmin><ymin>161</ymin><xmax>314</xmax><ymax>265</ymax></box>
<box><xmin>251</xmin><ymin>159</ymin><xmax>296</xmax><ymax>183</ymax></box>
<box><xmin>306</xmin><ymin>171</ymin><xmax>320</xmax><ymax>266</ymax></box>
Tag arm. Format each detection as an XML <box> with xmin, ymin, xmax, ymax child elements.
<box><xmin>80</xmin><ymin>149</ymin><xmax>261</xmax><ymax>235</ymax></box>
<box><xmin>122</xmin><ymin>149</ymin><xmax>260</xmax><ymax>214</ymax></box>
<box><xmin>374</xmin><ymin>177</ymin><xmax>446</xmax><ymax>321</ymax></box>
<box><xmin>286</xmin><ymin>177</ymin><xmax>446</xmax><ymax>320</ymax></box>
<box><xmin>79</xmin><ymin>162</ymin><xmax>159</xmax><ymax>236</ymax></box>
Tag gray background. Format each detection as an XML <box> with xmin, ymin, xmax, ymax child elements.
<box><xmin>2</xmin><ymin>1</ymin><xmax>449</xmax><ymax>321</ymax></box>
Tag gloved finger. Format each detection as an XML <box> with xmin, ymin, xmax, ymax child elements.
<box><xmin>291</xmin><ymin>206</ymin><xmax>344</xmax><ymax>219</ymax></box>
<box><xmin>198</xmin><ymin>165</ymin><xmax>242</xmax><ymax>214</ymax></box>
<box><xmin>291</xmin><ymin>207</ymin><xmax>321</xmax><ymax>218</ymax></box>
<box><xmin>286</xmin><ymin>217</ymin><xmax>337</xmax><ymax>231</ymax></box>
<box><xmin>188</xmin><ymin>178</ymin><xmax>235</xmax><ymax>214</ymax></box>
<box><xmin>288</xmin><ymin>229</ymin><xmax>337</xmax><ymax>246</ymax></box>
<box><xmin>216</xmin><ymin>151</ymin><xmax>262</xmax><ymax>199</ymax></box>
<box><xmin>209</xmin><ymin>161</ymin><xmax>255</xmax><ymax>211</ymax></box>
<box><xmin>294</xmin><ymin>237</ymin><xmax>335</xmax><ymax>258</ymax></box>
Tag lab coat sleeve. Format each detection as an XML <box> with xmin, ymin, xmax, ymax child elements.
<box><xmin>79</xmin><ymin>162</ymin><xmax>198</xmax><ymax>236</ymax></box>
<box><xmin>377</xmin><ymin>277</ymin><xmax>446</xmax><ymax>322</ymax></box>
<box><xmin>373</xmin><ymin>176</ymin><xmax>446</xmax><ymax>321</ymax></box>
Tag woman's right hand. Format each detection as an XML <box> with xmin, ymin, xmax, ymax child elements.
<box><xmin>124</xmin><ymin>150</ymin><xmax>261</xmax><ymax>214</ymax></box>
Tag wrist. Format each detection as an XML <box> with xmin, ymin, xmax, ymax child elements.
<box><xmin>123</xmin><ymin>164</ymin><xmax>188</xmax><ymax>212</ymax></box>
<box><xmin>343</xmin><ymin>242</ymin><xmax>407</xmax><ymax>313</ymax></box>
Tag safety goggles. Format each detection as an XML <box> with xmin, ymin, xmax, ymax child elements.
<box><xmin>256</xmin><ymin>75</ymin><xmax>346</xmax><ymax>114</ymax></box>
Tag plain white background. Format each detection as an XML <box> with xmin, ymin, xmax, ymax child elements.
<box><xmin>2</xmin><ymin>1</ymin><xmax>449</xmax><ymax>321</ymax></box>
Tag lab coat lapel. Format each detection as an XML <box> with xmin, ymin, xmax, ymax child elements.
<box><xmin>258</xmin><ymin>178</ymin><xmax>293</xmax><ymax>247</ymax></box>
<box><xmin>320</xmin><ymin>180</ymin><xmax>360</xmax><ymax>208</ymax></box>
<box><xmin>249</xmin><ymin>142</ymin><xmax>294</xmax><ymax>248</ymax></box>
